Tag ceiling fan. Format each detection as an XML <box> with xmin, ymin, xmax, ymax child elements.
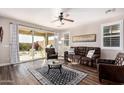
<box><xmin>105</xmin><ymin>8</ymin><xmax>116</xmax><ymax>14</ymax></box>
<box><xmin>51</xmin><ymin>12</ymin><xmax>74</xmax><ymax>25</ymax></box>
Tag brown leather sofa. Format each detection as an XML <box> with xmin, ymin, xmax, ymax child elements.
<box><xmin>45</xmin><ymin>48</ymin><xmax>58</xmax><ymax>59</ymax></box>
<box><xmin>97</xmin><ymin>53</ymin><xmax>124</xmax><ymax>83</ymax></box>
<box><xmin>64</xmin><ymin>46</ymin><xmax>101</xmax><ymax>67</ymax></box>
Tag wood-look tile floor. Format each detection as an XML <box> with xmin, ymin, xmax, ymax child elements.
<box><xmin>0</xmin><ymin>60</ymin><xmax>120</xmax><ymax>85</ymax></box>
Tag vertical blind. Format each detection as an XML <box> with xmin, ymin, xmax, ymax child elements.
<box><xmin>10</xmin><ymin>23</ymin><xmax>19</xmax><ymax>64</ymax></box>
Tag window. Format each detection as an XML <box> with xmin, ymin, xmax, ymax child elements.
<box><xmin>64</xmin><ymin>33</ymin><xmax>70</xmax><ymax>46</ymax></box>
<box><xmin>101</xmin><ymin>20</ymin><xmax>123</xmax><ymax>50</ymax></box>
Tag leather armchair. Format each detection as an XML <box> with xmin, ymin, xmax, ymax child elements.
<box><xmin>97</xmin><ymin>53</ymin><xmax>124</xmax><ymax>83</ymax></box>
<box><xmin>45</xmin><ymin>48</ymin><xmax>58</xmax><ymax>59</ymax></box>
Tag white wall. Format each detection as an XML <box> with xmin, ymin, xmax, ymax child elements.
<box><xmin>59</xmin><ymin>15</ymin><xmax>124</xmax><ymax>59</ymax></box>
<box><xmin>0</xmin><ymin>16</ymin><xmax>58</xmax><ymax>65</ymax></box>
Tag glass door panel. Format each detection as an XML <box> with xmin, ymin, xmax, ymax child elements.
<box><xmin>19</xmin><ymin>28</ymin><xmax>33</xmax><ymax>62</ymax></box>
<box><xmin>47</xmin><ymin>32</ymin><xmax>55</xmax><ymax>48</ymax></box>
<box><xmin>33</xmin><ymin>31</ymin><xmax>46</xmax><ymax>59</ymax></box>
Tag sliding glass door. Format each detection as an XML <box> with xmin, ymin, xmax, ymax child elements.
<box><xmin>33</xmin><ymin>31</ymin><xmax>46</xmax><ymax>59</ymax></box>
<box><xmin>19</xmin><ymin>28</ymin><xmax>33</xmax><ymax>62</ymax></box>
<box><xmin>18</xmin><ymin>25</ymin><xmax>56</xmax><ymax>62</ymax></box>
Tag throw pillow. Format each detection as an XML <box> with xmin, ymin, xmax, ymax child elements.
<box><xmin>115</xmin><ymin>53</ymin><xmax>124</xmax><ymax>66</ymax></box>
<box><xmin>87</xmin><ymin>50</ymin><xmax>95</xmax><ymax>58</ymax></box>
<box><xmin>68</xmin><ymin>48</ymin><xmax>75</xmax><ymax>55</ymax></box>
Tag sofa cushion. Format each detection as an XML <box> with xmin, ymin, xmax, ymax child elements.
<box><xmin>76</xmin><ymin>47</ymin><xmax>86</xmax><ymax>56</ymax></box>
<box><xmin>81</xmin><ymin>57</ymin><xmax>92</xmax><ymax>61</ymax></box>
<box><xmin>73</xmin><ymin>55</ymin><xmax>81</xmax><ymax>60</ymax></box>
<box><xmin>73</xmin><ymin>47</ymin><xmax>79</xmax><ymax>55</ymax></box>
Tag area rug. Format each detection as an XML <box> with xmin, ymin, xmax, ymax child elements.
<box><xmin>29</xmin><ymin>66</ymin><xmax>87</xmax><ymax>85</ymax></box>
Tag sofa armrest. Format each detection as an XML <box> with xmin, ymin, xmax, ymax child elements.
<box><xmin>98</xmin><ymin>64</ymin><xmax>124</xmax><ymax>82</ymax></box>
<box><xmin>64</xmin><ymin>51</ymin><xmax>68</xmax><ymax>57</ymax></box>
<box><xmin>97</xmin><ymin>59</ymin><xmax>115</xmax><ymax>64</ymax></box>
<box><xmin>64</xmin><ymin>51</ymin><xmax>68</xmax><ymax>54</ymax></box>
<box><xmin>92</xmin><ymin>54</ymin><xmax>100</xmax><ymax>59</ymax></box>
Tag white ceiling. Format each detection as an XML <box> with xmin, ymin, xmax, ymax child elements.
<box><xmin>0</xmin><ymin>8</ymin><xmax>124</xmax><ymax>30</ymax></box>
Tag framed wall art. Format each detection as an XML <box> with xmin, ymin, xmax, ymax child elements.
<box><xmin>72</xmin><ymin>34</ymin><xmax>96</xmax><ymax>42</ymax></box>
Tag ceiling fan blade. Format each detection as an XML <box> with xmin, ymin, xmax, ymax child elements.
<box><xmin>51</xmin><ymin>18</ymin><xmax>59</xmax><ymax>23</ymax></box>
<box><xmin>63</xmin><ymin>18</ymin><xmax>74</xmax><ymax>22</ymax></box>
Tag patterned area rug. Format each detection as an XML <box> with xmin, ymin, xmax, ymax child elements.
<box><xmin>29</xmin><ymin>66</ymin><xmax>87</xmax><ymax>85</ymax></box>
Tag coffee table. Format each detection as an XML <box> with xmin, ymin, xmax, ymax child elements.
<box><xmin>47</xmin><ymin>59</ymin><xmax>64</xmax><ymax>74</ymax></box>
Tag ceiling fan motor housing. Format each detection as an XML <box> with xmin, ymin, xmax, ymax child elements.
<box><xmin>59</xmin><ymin>12</ymin><xmax>64</xmax><ymax>21</ymax></box>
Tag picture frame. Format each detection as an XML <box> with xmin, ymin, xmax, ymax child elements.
<box><xmin>72</xmin><ymin>34</ymin><xmax>96</xmax><ymax>42</ymax></box>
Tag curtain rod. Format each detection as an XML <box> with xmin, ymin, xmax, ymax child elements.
<box><xmin>10</xmin><ymin>22</ymin><xmax>55</xmax><ymax>32</ymax></box>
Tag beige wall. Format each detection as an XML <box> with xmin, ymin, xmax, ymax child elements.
<box><xmin>59</xmin><ymin>15</ymin><xmax>124</xmax><ymax>59</ymax></box>
<box><xmin>0</xmin><ymin>16</ymin><xmax>58</xmax><ymax>65</ymax></box>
